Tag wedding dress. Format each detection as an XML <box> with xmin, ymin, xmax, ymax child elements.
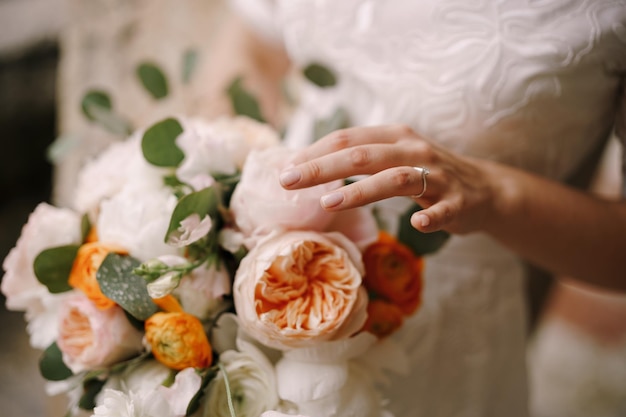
<box><xmin>230</xmin><ymin>1</ymin><xmax>626</xmax><ymax>416</ymax></box>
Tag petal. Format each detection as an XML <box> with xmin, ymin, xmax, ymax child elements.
<box><xmin>275</xmin><ymin>357</ymin><xmax>348</xmax><ymax>402</ymax></box>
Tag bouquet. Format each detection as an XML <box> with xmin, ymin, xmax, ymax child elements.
<box><xmin>2</xmin><ymin>113</ymin><xmax>430</xmax><ymax>417</ymax></box>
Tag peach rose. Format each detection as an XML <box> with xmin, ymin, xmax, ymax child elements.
<box><xmin>68</xmin><ymin>241</ymin><xmax>128</xmax><ymax>310</ymax></box>
<box><xmin>362</xmin><ymin>232</ymin><xmax>424</xmax><ymax>315</ymax></box>
<box><xmin>233</xmin><ymin>231</ymin><xmax>367</xmax><ymax>350</ymax></box>
<box><xmin>229</xmin><ymin>147</ymin><xmax>343</xmax><ymax>245</ymax></box>
<box><xmin>144</xmin><ymin>312</ymin><xmax>212</xmax><ymax>370</ymax></box>
<box><xmin>57</xmin><ymin>293</ymin><xmax>144</xmax><ymax>373</ymax></box>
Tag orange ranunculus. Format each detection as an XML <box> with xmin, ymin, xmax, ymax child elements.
<box><xmin>153</xmin><ymin>295</ymin><xmax>184</xmax><ymax>312</ymax></box>
<box><xmin>362</xmin><ymin>232</ymin><xmax>424</xmax><ymax>315</ymax></box>
<box><xmin>68</xmin><ymin>241</ymin><xmax>128</xmax><ymax>310</ymax></box>
<box><xmin>144</xmin><ymin>312</ymin><xmax>212</xmax><ymax>370</ymax></box>
<box><xmin>362</xmin><ymin>299</ymin><xmax>405</xmax><ymax>338</ymax></box>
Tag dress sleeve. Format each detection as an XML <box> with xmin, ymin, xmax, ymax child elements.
<box><xmin>616</xmin><ymin>80</ymin><xmax>626</xmax><ymax>197</ymax></box>
<box><xmin>229</xmin><ymin>0</ymin><xmax>283</xmax><ymax>44</ymax></box>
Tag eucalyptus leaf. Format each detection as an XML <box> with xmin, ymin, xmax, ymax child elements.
<box><xmin>39</xmin><ymin>342</ymin><xmax>73</xmax><ymax>381</ymax></box>
<box><xmin>46</xmin><ymin>134</ymin><xmax>81</xmax><ymax>165</ymax></box>
<box><xmin>96</xmin><ymin>253</ymin><xmax>158</xmax><ymax>320</ymax></box>
<box><xmin>303</xmin><ymin>63</ymin><xmax>337</xmax><ymax>88</ymax></box>
<box><xmin>226</xmin><ymin>77</ymin><xmax>265</xmax><ymax>122</ymax></box>
<box><xmin>397</xmin><ymin>203</ymin><xmax>450</xmax><ymax>256</ymax></box>
<box><xmin>141</xmin><ymin>117</ymin><xmax>185</xmax><ymax>167</ymax></box>
<box><xmin>182</xmin><ymin>49</ymin><xmax>199</xmax><ymax>84</ymax></box>
<box><xmin>313</xmin><ymin>107</ymin><xmax>350</xmax><ymax>141</ymax></box>
<box><xmin>34</xmin><ymin>245</ymin><xmax>80</xmax><ymax>293</ymax></box>
<box><xmin>137</xmin><ymin>62</ymin><xmax>169</xmax><ymax>99</ymax></box>
<box><xmin>165</xmin><ymin>187</ymin><xmax>218</xmax><ymax>243</ymax></box>
<box><xmin>89</xmin><ymin>105</ymin><xmax>134</xmax><ymax>136</ymax></box>
<box><xmin>81</xmin><ymin>90</ymin><xmax>112</xmax><ymax>121</ymax></box>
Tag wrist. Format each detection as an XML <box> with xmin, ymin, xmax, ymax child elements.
<box><xmin>481</xmin><ymin>161</ymin><xmax>525</xmax><ymax>237</ymax></box>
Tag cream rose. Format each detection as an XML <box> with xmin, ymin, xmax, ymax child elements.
<box><xmin>233</xmin><ymin>231</ymin><xmax>367</xmax><ymax>350</ymax></box>
<box><xmin>230</xmin><ymin>147</ymin><xmax>343</xmax><ymax>244</ymax></box>
<box><xmin>57</xmin><ymin>293</ymin><xmax>144</xmax><ymax>373</ymax></box>
<box><xmin>1</xmin><ymin>203</ymin><xmax>82</xmax><ymax>348</ymax></box>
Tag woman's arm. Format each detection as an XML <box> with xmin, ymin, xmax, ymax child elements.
<box><xmin>278</xmin><ymin>125</ymin><xmax>626</xmax><ymax>290</ymax></box>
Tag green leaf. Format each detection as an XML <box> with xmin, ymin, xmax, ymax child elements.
<box><xmin>137</xmin><ymin>62</ymin><xmax>169</xmax><ymax>99</ymax></box>
<box><xmin>165</xmin><ymin>187</ymin><xmax>218</xmax><ymax>243</ymax></box>
<box><xmin>226</xmin><ymin>77</ymin><xmax>265</xmax><ymax>122</ymax></box>
<box><xmin>96</xmin><ymin>253</ymin><xmax>158</xmax><ymax>320</ymax></box>
<box><xmin>81</xmin><ymin>90</ymin><xmax>133</xmax><ymax>136</ymax></box>
<box><xmin>81</xmin><ymin>214</ymin><xmax>91</xmax><ymax>243</ymax></box>
<box><xmin>39</xmin><ymin>342</ymin><xmax>73</xmax><ymax>381</ymax></box>
<box><xmin>78</xmin><ymin>378</ymin><xmax>107</xmax><ymax>410</ymax></box>
<box><xmin>81</xmin><ymin>90</ymin><xmax>112</xmax><ymax>121</ymax></box>
<box><xmin>141</xmin><ymin>117</ymin><xmax>185</xmax><ymax>167</ymax></box>
<box><xmin>33</xmin><ymin>245</ymin><xmax>79</xmax><ymax>293</ymax></box>
<box><xmin>182</xmin><ymin>49</ymin><xmax>199</xmax><ymax>84</ymax></box>
<box><xmin>397</xmin><ymin>203</ymin><xmax>450</xmax><ymax>256</ymax></box>
<box><xmin>303</xmin><ymin>63</ymin><xmax>337</xmax><ymax>88</ymax></box>
<box><xmin>313</xmin><ymin>107</ymin><xmax>350</xmax><ymax>141</ymax></box>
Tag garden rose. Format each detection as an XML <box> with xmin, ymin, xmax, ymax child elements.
<box><xmin>233</xmin><ymin>231</ymin><xmax>367</xmax><ymax>350</ymax></box>
<box><xmin>144</xmin><ymin>312</ymin><xmax>212</xmax><ymax>370</ymax></box>
<box><xmin>230</xmin><ymin>147</ymin><xmax>343</xmax><ymax>244</ymax></box>
<box><xmin>1</xmin><ymin>203</ymin><xmax>82</xmax><ymax>348</ymax></box>
<box><xmin>205</xmin><ymin>340</ymin><xmax>278</xmax><ymax>417</ymax></box>
<box><xmin>68</xmin><ymin>241</ymin><xmax>128</xmax><ymax>309</ymax></box>
<box><xmin>363</xmin><ymin>231</ymin><xmax>424</xmax><ymax>315</ymax></box>
<box><xmin>57</xmin><ymin>293</ymin><xmax>143</xmax><ymax>373</ymax></box>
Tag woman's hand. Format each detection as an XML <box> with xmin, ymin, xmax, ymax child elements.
<box><xmin>278</xmin><ymin>125</ymin><xmax>511</xmax><ymax>235</ymax></box>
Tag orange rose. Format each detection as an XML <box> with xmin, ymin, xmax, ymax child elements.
<box><xmin>362</xmin><ymin>299</ymin><xmax>405</xmax><ymax>338</ymax></box>
<box><xmin>144</xmin><ymin>311</ymin><xmax>212</xmax><ymax>370</ymax></box>
<box><xmin>363</xmin><ymin>232</ymin><xmax>424</xmax><ymax>315</ymax></box>
<box><xmin>68</xmin><ymin>241</ymin><xmax>128</xmax><ymax>309</ymax></box>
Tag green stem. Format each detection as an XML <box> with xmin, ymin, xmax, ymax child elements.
<box><xmin>219</xmin><ymin>362</ymin><xmax>237</xmax><ymax>417</ymax></box>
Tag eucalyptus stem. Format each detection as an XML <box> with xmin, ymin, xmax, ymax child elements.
<box><xmin>219</xmin><ymin>362</ymin><xmax>237</xmax><ymax>417</ymax></box>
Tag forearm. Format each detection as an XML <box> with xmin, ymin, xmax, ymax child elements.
<box><xmin>485</xmin><ymin>161</ymin><xmax>626</xmax><ymax>290</ymax></box>
<box><xmin>197</xmin><ymin>11</ymin><xmax>290</xmax><ymax>126</ymax></box>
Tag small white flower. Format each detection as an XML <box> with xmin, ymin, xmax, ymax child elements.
<box><xmin>147</xmin><ymin>271</ymin><xmax>182</xmax><ymax>299</ymax></box>
<box><xmin>167</xmin><ymin>213</ymin><xmax>213</xmax><ymax>248</ymax></box>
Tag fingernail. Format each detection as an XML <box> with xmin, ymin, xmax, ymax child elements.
<box><xmin>321</xmin><ymin>192</ymin><xmax>344</xmax><ymax>208</ymax></box>
<box><xmin>279</xmin><ymin>169</ymin><xmax>301</xmax><ymax>187</ymax></box>
<box><xmin>418</xmin><ymin>214</ymin><xmax>430</xmax><ymax>228</ymax></box>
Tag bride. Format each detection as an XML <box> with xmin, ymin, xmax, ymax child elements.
<box><xmin>203</xmin><ymin>1</ymin><xmax>626</xmax><ymax>416</ymax></box>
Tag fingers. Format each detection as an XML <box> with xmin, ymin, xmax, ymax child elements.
<box><xmin>288</xmin><ymin>124</ymin><xmax>415</xmax><ymax>165</ymax></box>
<box><xmin>317</xmin><ymin>166</ymin><xmax>435</xmax><ymax>210</ymax></box>
<box><xmin>410</xmin><ymin>200</ymin><xmax>457</xmax><ymax>233</ymax></box>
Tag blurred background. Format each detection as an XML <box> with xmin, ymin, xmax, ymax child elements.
<box><xmin>0</xmin><ymin>1</ymin><xmax>624</xmax><ymax>416</ymax></box>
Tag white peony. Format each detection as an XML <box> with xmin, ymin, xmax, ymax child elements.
<box><xmin>1</xmin><ymin>202</ymin><xmax>82</xmax><ymax>348</ymax></box>
<box><xmin>73</xmin><ymin>133</ymin><xmax>167</xmax><ymax>216</ymax></box>
<box><xmin>275</xmin><ymin>333</ymin><xmax>389</xmax><ymax>417</ymax></box>
<box><xmin>96</xmin><ymin>183</ymin><xmax>179</xmax><ymax>261</ymax></box>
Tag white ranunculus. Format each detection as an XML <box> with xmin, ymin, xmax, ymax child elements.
<box><xmin>97</xmin><ymin>184</ymin><xmax>179</xmax><ymax>261</ymax></box>
<box><xmin>174</xmin><ymin>261</ymin><xmax>231</xmax><ymax>320</ymax></box>
<box><xmin>1</xmin><ymin>203</ymin><xmax>82</xmax><ymax>348</ymax></box>
<box><xmin>158</xmin><ymin>368</ymin><xmax>202</xmax><ymax>416</ymax></box>
<box><xmin>204</xmin><ymin>340</ymin><xmax>278</xmax><ymax>417</ymax></box>
<box><xmin>103</xmin><ymin>359</ymin><xmax>171</xmax><ymax>394</ymax></box>
<box><xmin>73</xmin><ymin>133</ymin><xmax>166</xmax><ymax>216</ymax></box>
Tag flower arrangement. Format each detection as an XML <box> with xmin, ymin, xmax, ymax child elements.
<box><xmin>2</xmin><ymin>109</ymin><xmax>435</xmax><ymax>416</ymax></box>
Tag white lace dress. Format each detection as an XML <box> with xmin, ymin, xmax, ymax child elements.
<box><xmin>231</xmin><ymin>1</ymin><xmax>626</xmax><ymax>416</ymax></box>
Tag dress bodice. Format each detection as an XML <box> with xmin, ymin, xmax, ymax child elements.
<box><xmin>247</xmin><ymin>0</ymin><xmax>626</xmax><ymax>182</ymax></box>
